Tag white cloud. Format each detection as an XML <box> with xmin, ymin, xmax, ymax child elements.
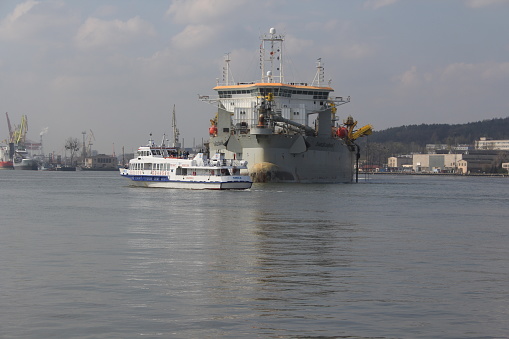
<box><xmin>171</xmin><ymin>24</ymin><xmax>220</xmax><ymax>50</ymax></box>
<box><xmin>363</xmin><ymin>0</ymin><xmax>399</xmax><ymax>10</ymax></box>
<box><xmin>440</xmin><ymin>62</ymin><xmax>509</xmax><ymax>82</ymax></box>
<box><xmin>74</xmin><ymin>16</ymin><xmax>156</xmax><ymax>50</ymax></box>
<box><xmin>339</xmin><ymin>43</ymin><xmax>373</xmax><ymax>59</ymax></box>
<box><xmin>395</xmin><ymin>66</ymin><xmax>420</xmax><ymax>86</ymax></box>
<box><xmin>167</xmin><ymin>0</ymin><xmax>248</xmax><ymax>24</ymax></box>
<box><xmin>465</xmin><ymin>0</ymin><xmax>509</xmax><ymax>8</ymax></box>
<box><xmin>0</xmin><ymin>1</ymin><xmax>79</xmax><ymax>44</ymax></box>
<box><xmin>0</xmin><ymin>1</ymin><xmax>39</xmax><ymax>40</ymax></box>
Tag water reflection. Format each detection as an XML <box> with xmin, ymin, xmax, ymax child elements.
<box><xmin>121</xmin><ymin>186</ymin><xmax>364</xmax><ymax>336</ymax></box>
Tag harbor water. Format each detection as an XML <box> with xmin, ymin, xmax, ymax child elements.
<box><xmin>1</xmin><ymin>171</ymin><xmax>508</xmax><ymax>338</ymax></box>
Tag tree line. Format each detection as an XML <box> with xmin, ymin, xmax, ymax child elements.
<box><xmin>357</xmin><ymin>116</ymin><xmax>509</xmax><ymax>161</ymax></box>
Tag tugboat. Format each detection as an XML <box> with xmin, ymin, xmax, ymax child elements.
<box><xmin>13</xmin><ymin>146</ymin><xmax>39</xmax><ymax>170</ymax></box>
<box><xmin>0</xmin><ymin>144</ymin><xmax>14</xmax><ymax>169</ymax></box>
<box><xmin>201</xmin><ymin>28</ymin><xmax>372</xmax><ymax>183</ymax></box>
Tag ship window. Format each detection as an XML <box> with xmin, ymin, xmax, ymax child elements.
<box><xmin>223</xmin><ymin>128</ymin><xmax>229</xmax><ymax>133</ymax></box>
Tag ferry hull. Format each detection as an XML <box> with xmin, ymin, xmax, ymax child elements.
<box><xmin>120</xmin><ymin>173</ymin><xmax>252</xmax><ymax>190</ymax></box>
<box><xmin>210</xmin><ymin>134</ymin><xmax>356</xmax><ymax>183</ymax></box>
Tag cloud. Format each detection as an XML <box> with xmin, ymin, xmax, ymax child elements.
<box><xmin>74</xmin><ymin>16</ymin><xmax>156</xmax><ymax>50</ymax></box>
<box><xmin>395</xmin><ymin>62</ymin><xmax>509</xmax><ymax>89</ymax></box>
<box><xmin>441</xmin><ymin>62</ymin><xmax>509</xmax><ymax>82</ymax></box>
<box><xmin>465</xmin><ymin>0</ymin><xmax>509</xmax><ymax>8</ymax></box>
<box><xmin>171</xmin><ymin>24</ymin><xmax>220</xmax><ymax>50</ymax></box>
<box><xmin>395</xmin><ymin>66</ymin><xmax>420</xmax><ymax>86</ymax></box>
<box><xmin>363</xmin><ymin>0</ymin><xmax>399</xmax><ymax>10</ymax></box>
<box><xmin>0</xmin><ymin>1</ymin><xmax>39</xmax><ymax>40</ymax></box>
<box><xmin>166</xmin><ymin>0</ymin><xmax>248</xmax><ymax>24</ymax></box>
<box><xmin>339</xmin><ymin>43</ymin><xmax>374</xmax><ymax>59</ymax></box>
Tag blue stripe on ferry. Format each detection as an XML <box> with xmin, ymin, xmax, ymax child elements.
<box><xmin>128</xmin><ymin>175</ymin><xmax>170</xmax><ymax>182</ymax></box>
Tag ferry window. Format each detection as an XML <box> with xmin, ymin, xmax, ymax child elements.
<box><xmin>223</xmin><ymin>128</ymin><xmax>229</xmax><ymax>133</ymax></box>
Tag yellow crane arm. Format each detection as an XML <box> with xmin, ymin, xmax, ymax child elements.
<box><xmin>350</xmin><ymin>124</ymin><xmax>373</xmax><ymax>141</ymax></box>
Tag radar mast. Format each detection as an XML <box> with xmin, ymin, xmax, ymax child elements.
<box><xmin>260</xmin><ymin>27</ymin><xmax>284</xmax><ymax>83</ymax></box>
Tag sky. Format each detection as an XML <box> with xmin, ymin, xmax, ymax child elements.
<box><xmin>1</xmin><ymin>0</ymin><xmax>509</xmax><ymax>155</ymax></box>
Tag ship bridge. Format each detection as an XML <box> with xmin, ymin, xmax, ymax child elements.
<box><xmin>212</xmin><ymin>82</ymin><xmax>347</xmax><ymax>132</ymax></box>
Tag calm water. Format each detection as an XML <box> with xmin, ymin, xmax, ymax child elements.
<box><xmin>0</xmin><ymin>170</ymin><xmax>508</xmax><ymax>338</ymax></box>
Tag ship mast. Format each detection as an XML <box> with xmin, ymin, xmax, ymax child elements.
<box><xmin>260</xmin><ymin>28</ymin><xmax>284</xmax><ymax>83</ymax></box>
<box><xmin>222</xmin><ymin>53</ymin><xmax>234</xmax><ymax>85</ymax></box>
<box><xmin>171</xmin><ymin>104</ymin><xmax>181</xmax><ymax>148</ymax></box>
<box><xmin>312</xmin><ymin>58</ymin><xmax>325</xmax><ymax>87</ymax></box>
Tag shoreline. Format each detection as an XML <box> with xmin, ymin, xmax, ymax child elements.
<box><xmin>366</xmin><ymin>172</ymin><xmax>508</xmax><ymax>177</ymax></box>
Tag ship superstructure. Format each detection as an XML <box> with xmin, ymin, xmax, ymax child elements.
<box><xmin>201</xmin><ymin>28</ymin><xmax>372</xmax><ymax>183</ymax></box>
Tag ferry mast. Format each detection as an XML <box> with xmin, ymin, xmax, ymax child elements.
<box><xmin>171</xmin><ymin>104</ymin><xmax>181</xmax><ymax>148</ymax></box>
<box><xmin>260</xmin><ymin>28</ymin><xmax>284</xmax><ymax>83</ymax></box>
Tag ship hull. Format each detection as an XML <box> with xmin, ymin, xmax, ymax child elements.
<box><xmin>0</xmin><ymin>161</ymin><xmax>14</xmax><ymax>170</ymax></box>
<box><xmin>13</xmin><ymin>159</ymin><xmax>38</xmax><ymax>170</ymax></box>
<box><xmin>210</xmin><ymin>134</ymin><xmax>356</xmax><ymax>183</ymax></box>
<box><xmin>120</xmin><ymin>174</ymin><xmax>252</xmax><ymax>190</ymax></box>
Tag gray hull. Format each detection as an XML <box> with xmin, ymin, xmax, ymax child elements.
<box><xmin>210</xmin><ymin>134</ymin><xmax>355</xmax><ymax>183</ymax></box>
<box><xmin>13</xmin><ymin>159</ymin><xmax>38</xmax><ymax>170</ymax></box>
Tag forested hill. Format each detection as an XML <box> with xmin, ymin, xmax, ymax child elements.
<box><xmin>368</xmin><ymin>117</ymin><xmax>509</xmax><ymax>146</ymax></box>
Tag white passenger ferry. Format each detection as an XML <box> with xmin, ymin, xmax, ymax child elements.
<box><xmin>119</xmin><ymin>140</ymin><xmax>252</xmax><ymax>190</ymax></box>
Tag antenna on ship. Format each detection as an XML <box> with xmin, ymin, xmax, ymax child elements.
<box><xmin>171</xmin><ymin>104</ymin><xmax>181</xmax><ymax>148</ymax></box>
<box><xmin>312</xmin><ymin>58</ymin><xmax>325</xmax><ymax>87</ymax></box>
<box><xmin>222</xmin><ymin>53</ymin><xmax>235</xmax><ymax>85</ymax></box>
<box><xmin>260</xmin><ymin>27</ymin><xmax>284</xmax><ymax>83</ymax></box>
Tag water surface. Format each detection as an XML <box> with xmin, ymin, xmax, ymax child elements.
<box><xmin>1</xmin><ymin>171</ymin><xmax>508</xmax><ymax>338</ymax></box>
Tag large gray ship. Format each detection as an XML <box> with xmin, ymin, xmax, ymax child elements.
<box><xmin>201</xmin><ymin>28</ymin><xmax>372</xmax><ymax>183</ymax></box>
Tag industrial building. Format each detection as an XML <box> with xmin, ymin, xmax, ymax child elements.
<box><xmin>475</xmin><ymin>137</ymin><xmax>509</xmax><ymax>151</ymax></box>
<box><xmin>386</xmin><ymin>138</ymin><xmax>509</xmax><ymax>174</ymax></box>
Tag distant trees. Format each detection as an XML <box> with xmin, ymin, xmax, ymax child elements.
<box><xmin>365</xmin><ymin>117</ymin><xmax>509</xmax><ymax>157</ymax></box>
<box><xmin>65</xmin><ymin>137</ymin><xmax>80</xmax><ymax>165</ymax></box>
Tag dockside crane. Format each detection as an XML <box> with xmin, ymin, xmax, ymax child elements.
<box><xmin>5</xmin><ymin>112</ymin><xmax>13</xmax><ymax>141</ymax></box>
<box><xmin>87</xmin><ymin>129</ymin><xmax>95</xmax><ymax>156</ymax></box>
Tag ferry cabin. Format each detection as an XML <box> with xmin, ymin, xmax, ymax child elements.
<box><xmin>127</xmin><ymin>148</ymin><xmax>242</xmax><ymax>178</ymax></box>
